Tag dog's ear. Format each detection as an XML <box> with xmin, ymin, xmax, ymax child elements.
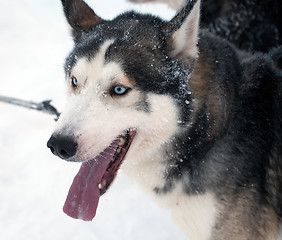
<box><xmin>162</xmin><ymin>0</ymin><xmax>200</xmax><ymax>60</ymax></box>
<box><xmin>61</xmin><ymin>0</ymin><xmax>103</xmax><ymax>41</ymax></box>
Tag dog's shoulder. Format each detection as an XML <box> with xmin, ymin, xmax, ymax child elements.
<box><xmin>196</xmin><ymin>29</ymin><xmax>281</xmax><ymax>123</ymax></box>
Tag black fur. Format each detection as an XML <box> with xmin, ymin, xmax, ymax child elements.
<box><xmin>201</xmin><ymin>0</ymin><xmax>282</xmax><ymax>52</ymax></box>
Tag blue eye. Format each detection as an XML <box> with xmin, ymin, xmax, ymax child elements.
<box><xmin>71</xmin><ymin>76</ymin><xmax>78</xmax><ymax>88</ymax></box>
<box><xmin>113</xmin><ymin>86</ymin><xmax>128</xmax><ymax>95</ymax></box>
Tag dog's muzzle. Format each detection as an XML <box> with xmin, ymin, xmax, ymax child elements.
<box><xmin>47</xmin><ymin>134</ymin><xmax>78</xmax><ymax>160</ymax></box>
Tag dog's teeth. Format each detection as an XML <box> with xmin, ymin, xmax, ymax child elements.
<box><xmin>116</xmin><ymin>148</ymin><xmax>121</xmax><ymax>154</ymax></box>
<box><xmin>98</xmin><ymin>183</ymin><xmax>102</xmax><ymax>190</ymax></box>
<box><xmin>119</xmin><ymin>137</ymin><xmax>126</xmax><ymax>146</ymax></box>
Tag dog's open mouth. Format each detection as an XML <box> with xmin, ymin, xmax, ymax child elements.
<box><xmin>63</xmin><ymin>129</ymin><xmax>136</xmax><ymax>221</ymax></box>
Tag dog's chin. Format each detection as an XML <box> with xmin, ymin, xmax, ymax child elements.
<box><xmin>63</xmin><ymin>128</ymin><xmax>136</xmax><ymax>221</ymax></box>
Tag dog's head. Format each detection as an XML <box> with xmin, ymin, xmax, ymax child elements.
<box><xmin>47</xmin><ymin>0</ymin><xmax>201</xmax><ymax>221</ymax></box>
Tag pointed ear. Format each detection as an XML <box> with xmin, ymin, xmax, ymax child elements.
<box><xmin>162</xmin><ymin>0</ymin><xmax>200</xmax><ymax>60</ymax></box>
<box><xmin>61</xmin><ymin>0</ymin><xmax>103</xmax><ymax>41</ymax></box>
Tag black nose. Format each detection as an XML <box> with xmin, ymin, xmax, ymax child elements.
<box><xmin>47</xmin><ymin>134</ymin><xmax>78</xmax><ymax>160</ymax></box>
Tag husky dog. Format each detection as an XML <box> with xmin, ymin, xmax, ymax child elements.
<box><xmin>47</xmin><ymin>0</ymin><xmax>282</xmax><ymax>239</ymax></box>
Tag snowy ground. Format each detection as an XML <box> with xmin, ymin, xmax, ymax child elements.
<box><xmin>0</xmin><ymin>0</ymin><xmax>187</xmax><ymax>239</ymax></box>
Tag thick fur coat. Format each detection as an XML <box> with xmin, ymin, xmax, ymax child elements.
<box><xmin>47</xmin><ymin>0</ymin><xmax>282</xmax><ymax>239</ymax></box>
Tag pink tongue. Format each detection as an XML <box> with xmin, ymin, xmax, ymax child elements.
<box><xmin>63</xmin><ymin>140</ymin><xmax>119</xmax><ymax>221</ymax></box>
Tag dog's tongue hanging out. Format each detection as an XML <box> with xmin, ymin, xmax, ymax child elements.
<box><xmin>63</xmin><ymin>137</ymin><xmax>120</xmax><ymax>221</ymax></box>
<box><xmin>63</xmin><ymin>148</ymin><xmax>114</xmax><ymax>221</ymax></box>
<box><xmin>63</xmin><ymin>131</ymin><xmax>136</xmax><ymax>221</ymax></box>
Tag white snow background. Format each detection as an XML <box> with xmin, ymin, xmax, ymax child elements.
<box><xmin>0</xmin><ymin>0</ymin><xmax>187</xmax><ymax>239</ymax></box>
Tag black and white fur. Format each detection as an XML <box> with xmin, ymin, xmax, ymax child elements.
<box><xmin>47</xmin><ymin>0</ymin><xmax>282</xmax><ymax>239</ymax></box>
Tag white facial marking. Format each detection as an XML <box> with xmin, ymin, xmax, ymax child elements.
<box><xmin>69</xmin><ymin>39</ymin><xmax>115</xmax><ymax>94</ymax></box>
<box><xmin>55</xmin><ymin>39</ymin><xmax>181</xmax><ymax>165</ymax></box>
<box><xmin>122</xmin><ymin>94</ymin><xmax>180</xmax><ymax>174</ymax></box>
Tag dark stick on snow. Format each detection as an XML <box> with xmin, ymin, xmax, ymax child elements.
<box><xmin>0</xmin><ymin>95</ymin><xmax>61</xmax><ymax>121</ymax></box>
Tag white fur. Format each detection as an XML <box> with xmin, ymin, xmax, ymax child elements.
<box><xmin>162</xmin><ymin>189</ymin><xmax>217</xmax><ymax>240</ymax></box>
<box><xmin>122</xmin><ymin>94</ymin><xmax>180</xmax><ymax>188</ymax></box>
